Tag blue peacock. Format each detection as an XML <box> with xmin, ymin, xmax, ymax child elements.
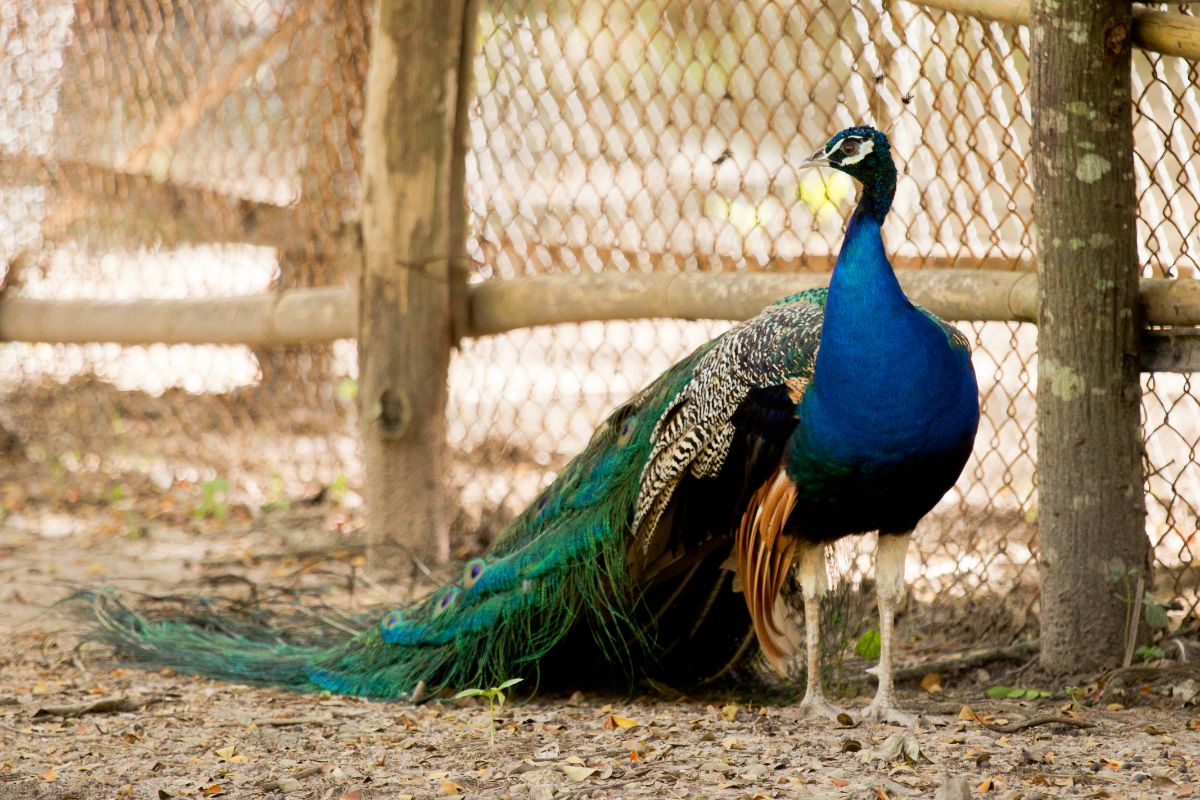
<box><xmin>81</xmin><ymin>126</ymin><xmax>980</xmax><ymax>723</ymax></box>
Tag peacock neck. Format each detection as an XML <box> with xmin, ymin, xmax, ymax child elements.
<box><xmin>808</xmin><ymin>171</ymin><xmax>930</xmax><ymax>413</ymax></box>
<box><xmin>815</xmin><ymin>174</ymin><xmax>908</xmax><ymax>367</ymax></box>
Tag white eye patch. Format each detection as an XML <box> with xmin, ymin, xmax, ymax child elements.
<box><xmin>836</xmin><ymin>137</ymin><xmax>874</xmax><ymax>166</ymax></box>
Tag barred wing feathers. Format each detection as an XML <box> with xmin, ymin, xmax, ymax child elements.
<box><xmin>631</xmin><ymin>291</ymin><xmax>826</xmax><ymax>578</ymax></box>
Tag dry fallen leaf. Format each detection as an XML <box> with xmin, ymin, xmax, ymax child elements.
<box><xmin>864</xmin><ymin>732</ymin><xmax>921</xmax><ymax>764</ymax></box>
<box><xmin>977</xmin><ymin>777</ymin><xmax>994</xmax><ymax>793</ymax></box>
<box><xmin>721</xmin><ymin>704</ymin><xmax>739</xmax><ymax>721</ymax></box>
<box><xmin>561</xmin><ymin>765</ymin><xmax>598</xmax><ymax>782</ymax></box>
<box><xmin>201</xmin><ymin>785</ymin><xmax>225</xmax><ymax>798</ymax></box>
<box><xmin>957</xmin><ymin>705</ymin><xmax>984</xmax><ymax>723</ymax></box>
<box><xmin>439</xmin><ymin>779</ymin><xmax>463</xmax><ymax>795</ymax></box>
<box><xmin>41</xmin><ymin>769</ymin><xmax>57</xmax><ymax>782</ymax></box>
<box><xmin>603</xmin><ymin>714</ymin><xmax>638</xmax><ymax>729</ymax></box>
<box><xmin>920</xmin><ymin>672</ymin><xmax>943</xmax><ymax>693</ymax></box>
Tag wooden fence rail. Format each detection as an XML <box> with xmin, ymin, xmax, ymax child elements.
<box><xmin>910</xmin><ymin>0</ymin><xmax>1200</xmax><ymax>60</ymax></box>
<box><xmin>3</xmin><ymin>269</ymin><xmax>1198</xmax><ymax>358</ymax></box>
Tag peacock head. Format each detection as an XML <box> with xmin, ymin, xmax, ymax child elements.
<box><xmin>802</xmin><ymin>126</ymin><xmax>893</xmax><ymax>184</ymax></box>
<box><xmin>803</xmin><ymin>125</ymin><xmax>896</xmax><ymax>218</ymax></box>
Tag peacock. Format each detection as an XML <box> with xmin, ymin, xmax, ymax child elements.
<box><xmin>79</xmin><ymin>125</ymin><xmax>980</xmax><ymax>724</ymax></box>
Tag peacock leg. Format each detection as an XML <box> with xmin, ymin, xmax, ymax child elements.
<box><xmin>861</xmin><ymin>532</ymin><xmax>916</xmax><ymax>726</ymax></box>
<box><xmin>795</xmin><ymin>543</ymin><xmax>845</xmax><ymax>720</ymax></box>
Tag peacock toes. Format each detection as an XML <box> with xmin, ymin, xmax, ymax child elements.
<box><xmin>860</xmin><ymin>531</ymin><xmax>917</xmax><ymax>726</ymax></box>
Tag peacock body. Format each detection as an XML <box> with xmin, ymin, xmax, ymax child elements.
<box><xmin>83</xmin><ymin>126</ymin><xmax>979</xmax><ymax>721</ymax></box>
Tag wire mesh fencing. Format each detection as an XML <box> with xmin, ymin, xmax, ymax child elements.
<box><xmin>1</xmin><ymin>0</ymin><xmax>1198</xmax><ymax>646</ymax></box>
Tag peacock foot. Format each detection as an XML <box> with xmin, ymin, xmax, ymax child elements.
<box><xmin>795</xmin><ymin>692</ymin><xmax>848</xmax><ymax>722</ymax></box>
<box><xmin>858</xmin><ymin>697</ymin><xmax>917</xmax><ymax>727</ymax></box>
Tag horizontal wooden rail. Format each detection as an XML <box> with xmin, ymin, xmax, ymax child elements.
<box><xmin>0</xmin><ymin>287</ymin><xmax>351</xmax><ymax>346</ymax></box>
<box><xmin>908</xmin><ymin>0</ymin><xmax>1200</xmax><ymax>60</ymax></box>
<box><xmin>467</xmin><ymin>269</ymin><xmax>1041</xmax><ymax>334</ymax></box>
<box><xmin>3</xmin><ymin>270</ymin><xmax>1200</xmax><ymax>347</ymax></box>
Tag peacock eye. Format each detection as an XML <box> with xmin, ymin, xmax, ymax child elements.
<box><xmin>381</xmin><ymin>610</ymin><xmax>403</xmax><ymax>629</ymax></box>
<box><xmin>433</xmin><ymin>588</ymin><xmax>458</xmax><ymax>615</ymax></box>
<box><xmin>841</xmin><ymin>138</ymin><xmax>861</xmax><ymax>156</ymax></box>
<box><xmin>463</xmin><ymin>558</ymin><xmax>486</xmax><ymax>588</ymax></box>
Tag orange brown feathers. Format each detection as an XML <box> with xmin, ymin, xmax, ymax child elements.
<box><xmin>733</xmin><ymin>466</ymin><xmax>802</xmax><ymax>676</ymax></box>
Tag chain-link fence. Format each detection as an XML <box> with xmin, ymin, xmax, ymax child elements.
<box><xmin>2</xmin><ymin>0</ymin><xmax>1198</xmax><ymax>646</ymax></box>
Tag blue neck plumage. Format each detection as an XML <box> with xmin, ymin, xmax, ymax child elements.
<box><xmin>814</xmin><ymin>168</ymin><xmax>908</xmax><ymax>383</ymax></box>
<box><xmin>801</xmin><ymin>164</ymin><xmax>945</xmax><ymax>454</ymax></box>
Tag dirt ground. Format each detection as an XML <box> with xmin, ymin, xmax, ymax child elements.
<box><xmin>3</xmin><ymin>446</ymin><xmax>1200</xmax><ymax>800</ymax></box>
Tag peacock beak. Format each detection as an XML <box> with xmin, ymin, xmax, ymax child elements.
<box><xmin>800</xmin><ymin>147</ymin><xmax>831</xmax><ymax>169</ymax></box>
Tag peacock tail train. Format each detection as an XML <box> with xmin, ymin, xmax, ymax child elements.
<box><xmin>78</xmin><ymin>293</ymin><xmax>826</xmax><ymax>699</ymax></box>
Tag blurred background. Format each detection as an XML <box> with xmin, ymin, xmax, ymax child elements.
<box><xmin>1</xmin><ymin>0</ymin><xmax>1198</xmax><ymax>648</ymax></box>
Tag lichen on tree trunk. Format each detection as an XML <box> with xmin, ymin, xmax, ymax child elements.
<box><xmin>1031</xmin><ymin>0</ymin><xmax>1149</xmax><ymax>671</ymax></box>
<box><xmin>358</xmin><ymin>0</ymin><xmax>477</xmax><ymax>569</ymax></box>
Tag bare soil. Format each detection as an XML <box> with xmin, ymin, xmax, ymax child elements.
<box><xmin>2</xmin><ymin>416</ymin><xmax>1199</xmax><ymax>800</ymax></box>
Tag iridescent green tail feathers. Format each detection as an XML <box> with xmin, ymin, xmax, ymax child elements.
<box><xmin>74</xmin><ymin>351</ymin><xmax>708</xmax><ymax>699</ymax></box>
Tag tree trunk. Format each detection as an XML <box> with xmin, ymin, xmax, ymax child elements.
<box><xmin>1031</xmin><ymin>0</ymin><xmax>1148</xmax><ymax>672</ymax></box>
<box><xmin>358</xmin><ymin>0</ymin><xmax>477</xmax><ymax>569</ymax></box>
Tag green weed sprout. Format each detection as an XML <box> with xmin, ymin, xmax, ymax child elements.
<box><xmin>454</xmin><ymin>678</ymin><xmax>523</xmax><ymax>744</ymax></box>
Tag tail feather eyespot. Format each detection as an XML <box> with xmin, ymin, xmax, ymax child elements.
<box><xmin>463</xmin><ymin>558</ymin><xmax>486</xmax><ymax>589</ymax></box>
<box><xmin>380</xmin><ymin>609</ymin><xmax>404</xmax><ymax>632</ymax></box>
<box><xmin>433</xmin><ymin>587</ymin><xmax>459</xmax><ymax>616</ymax></box>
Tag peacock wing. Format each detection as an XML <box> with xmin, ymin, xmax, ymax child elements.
<box><xmin>629</xmin><ymin>291</ymin><xmax>826</xmax><ymax>579</ymax></box>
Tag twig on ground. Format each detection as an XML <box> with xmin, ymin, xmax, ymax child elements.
<box><xmin>843</xmin><ymin>640</ymin><xmax>1039</xmax><ymax>686</ymax></box>
<box><xmin>32</xmin><ymin>694</ymin><xmax>161</xmax><ymax>718</ymax></box>
<box><xmin>980</xmin><ymin>714</ymin><xmax>1096</xmax><ymax>734</ymax></box>
<box><xmin>249</xmin><ymin>715</ymin><xmax>333</xmax><ymax>727</ymax></box>
<box><xmin>255</xmin><ymin>764</ymin><xmax>323</xmax><ymax>791</ymax></box>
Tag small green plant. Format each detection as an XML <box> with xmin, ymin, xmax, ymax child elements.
<box><xmin>194</xmin><ymin>477</ymin><xmax>230</xmax><ymax>519</ymax></box>
<box><xmin>103</xmin><ymin>484</ymin><xmax>125</xmax><ymax>504</ymax></box>
<box><xmin>1135</xmin><ymin>645</ymin><xmax>1166</xmax><ymax>664</ymax></box>
<box><xmin>453</xmin><ymin>678</ymin><xmax>523</xmax><ymax>744</ymax></box>
<box><xmin>1143</xmin><ymin>596</ymin><xmax>1170</xmax><ymax>631</ymax></box>
<box><xmin>1109</xmin><ymin>566</ymin><xmax>1172</xmax><ymax>666</ymax></box>
<box><xmin>986</xmin><ymin>685</ymin><xmax>1053</xmax><ymax>700</ymax></box>
<box><xmin>854</xmin><ymin>628</ymin><xmax>881</xmax><ymax>661</ymax></box>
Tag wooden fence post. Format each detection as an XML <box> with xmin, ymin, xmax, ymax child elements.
<box><xmin>1031</xmin><ymin>0</ymin><xmax>1149</xmax><ymax>670</ymax></box>
<box><xmin>358</xmin><ymin>0</ymin><xmax>478</xmax><ymax>569</ymax></box>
